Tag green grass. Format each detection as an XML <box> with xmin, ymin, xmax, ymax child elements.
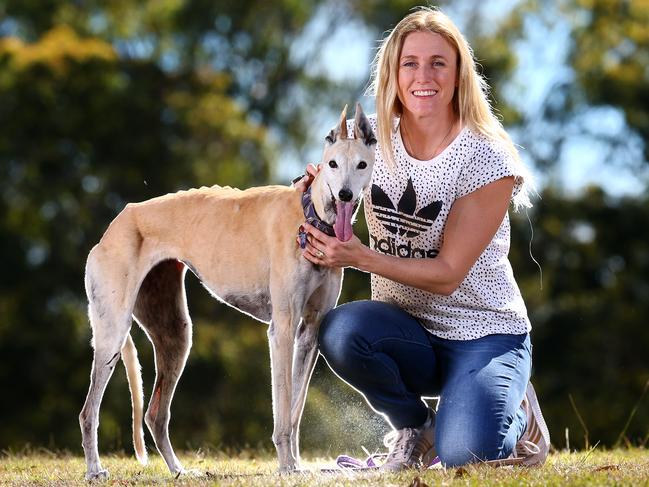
<box><xmin>1</xmin><ymin>448</ymin><xmax>648</xmax><ymax>486</ymax></box>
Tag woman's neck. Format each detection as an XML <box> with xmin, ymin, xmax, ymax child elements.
<box><xmin>400</xmin><ymin>110</ymin><xmax>460</xmax><ymax>161</ymax></box>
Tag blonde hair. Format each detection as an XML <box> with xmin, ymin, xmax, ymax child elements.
<box><xmin>367</xmin><ymin>6</ymin><xmax>534</xmax><ymax>208</ymax></box>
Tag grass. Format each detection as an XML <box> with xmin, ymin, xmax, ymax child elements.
<box><xmin>1</xmin><ymin>448</ymin><xmax>648</xmax><ymax>486</ymax></box>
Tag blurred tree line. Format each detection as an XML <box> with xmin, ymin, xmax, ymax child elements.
<box><xmin>0</xmin><ymin>0</ymin><xmax>647</xmax><ymax>458</ymax></box>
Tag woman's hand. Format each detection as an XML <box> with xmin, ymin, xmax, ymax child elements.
<box><xmin>299</xmin><ymin>222</ymin><xmax>368</xmax><ymax>269</ymax></box>
<box><xmin>292</xmin><ymin>163</ymin><xmax>321</xmax><ymax>193</ymax></box>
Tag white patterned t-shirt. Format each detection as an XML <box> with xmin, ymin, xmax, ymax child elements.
<box><xmin>360</xmin><ymin>115</ymin><xmax>531</xmax><ymax>340</ymax></box>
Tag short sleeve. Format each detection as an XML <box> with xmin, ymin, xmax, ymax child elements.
<box><xmin>456</xmin><ymin>141</ymin><xmax>524</xmax><ymax>200</ymax></box>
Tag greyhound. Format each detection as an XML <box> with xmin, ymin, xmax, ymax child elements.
<box><xmin>78</xmin><ymin>103</ymin><xmax>376</xmax><ymax>479</ymax></box>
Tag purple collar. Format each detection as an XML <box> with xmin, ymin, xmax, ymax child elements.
<box><xmin>298</xmin><ymin>186</ymin><xmax>335</xmax><ymax>248</ymax></box>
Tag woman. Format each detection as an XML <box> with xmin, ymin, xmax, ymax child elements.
<box><xmin>295</xmin><ymin>7</ymin><xmax>549</xmax><ymax>469</ymax></box>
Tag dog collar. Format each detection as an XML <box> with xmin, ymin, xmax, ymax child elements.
<box><xmin>299</xmin><ymin>186</ymin><xmax>336</xmax><ymax>248</ymax></box>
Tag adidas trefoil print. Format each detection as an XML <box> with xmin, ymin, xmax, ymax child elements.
<box><xmin>371</xmin><ymin>178</ymin><xmax>442</xmax><ymax>238</ymax></box>
<box><xmin>370</xmin><ymin>178</ymin><xmax>442</xmax><ymax>258</ymax></box>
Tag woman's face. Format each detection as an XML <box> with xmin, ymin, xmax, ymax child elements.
<box><xmin>397</xmin><ymin>30</ymin><xmax>458</xmax><ymax>120</ymax></box>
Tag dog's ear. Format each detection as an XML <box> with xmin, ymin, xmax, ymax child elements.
<box><xmin>325</xmin><ymin>104</ymin><xmax>349</xmax><ymax>144</ymax></box>
<box><xmin>354</xmin><ymin>102</ymin><xmax>377</xmax><ymax>146</ymax></box>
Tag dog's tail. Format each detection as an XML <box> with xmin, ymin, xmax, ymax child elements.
<box><xmin>121</xmin><ymin>332</ymin><xmax>148</xmax><ymax>465</ymax></box>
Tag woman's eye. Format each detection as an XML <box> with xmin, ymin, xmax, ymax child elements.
<box><xmin>403</xmin><ymin>62</ymin><xmax>417</xmax><ymax>68</ymax></box>
<box><xmin>357</xmin><ymin>161</ymin><xmax>367</xmax><ymax>169</ymax></box>
<box><xmin>329</xmin><ymin>160</ymin><xmax>338</xmax><ymax>168</ymax></box>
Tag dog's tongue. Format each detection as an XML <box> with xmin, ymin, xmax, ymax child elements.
<box><xmin>334</xmin><ymin>201</ymin><xmax>354</xmax><ymax>242</ymax></box>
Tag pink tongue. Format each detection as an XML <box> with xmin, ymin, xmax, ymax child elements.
<box><xmin>334</xmin><ymin>201</ymin><xmax>354</xmax><ymax>241</ymax></box>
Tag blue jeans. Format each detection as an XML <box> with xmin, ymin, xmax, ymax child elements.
<box><xmin>318</xmin><ymin>300</ymin><xmax>531</xmax><ymax>467</ymax></box>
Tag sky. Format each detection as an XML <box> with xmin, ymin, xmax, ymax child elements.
<box><xmin>277</xmin><ymin>1</ymin><xmax>648</xmax><ymax>198</ymax></box>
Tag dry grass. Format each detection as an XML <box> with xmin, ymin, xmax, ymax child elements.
<box><xmin>0</xmin><ymin>448</ymin><xmax>647</xmax><ymax>486</ymax></box>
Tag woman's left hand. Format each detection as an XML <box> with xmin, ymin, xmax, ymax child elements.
<box><xmin>299</xmin><ymin>222</ymin><xmax>366</xmax><ymax>268</ymax></box>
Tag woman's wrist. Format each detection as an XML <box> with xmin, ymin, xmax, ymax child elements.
<box><xmin>354</xmin><ymin>243</ymin><xmax>376</xmax><ymax>273</ymax></box>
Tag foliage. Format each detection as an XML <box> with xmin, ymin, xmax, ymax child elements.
<box><xmin>0</xmin><ymin>0</ymin><xmax>272</xmax><ymax>451</ymax></box>
<box><xmin>569</xmin><ymin>0</ymin><xmax>649</xmax><ymax>157</ymax></box>
<box><xmin>511</xmin><ymin>187</ymin><xmax>649</xmax><ymax>448</ymax></box>
<box><xmin>489</xmin><ymin>0</ymin><xmax>649</xmax><ymax>171</ymax></box>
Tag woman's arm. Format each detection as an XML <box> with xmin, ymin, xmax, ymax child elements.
<box><xmin>302</xmin><ymin>176</ymin><xmax>515</xmax><ymax>295</ymax></box>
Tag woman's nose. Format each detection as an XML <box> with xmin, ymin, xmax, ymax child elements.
<box><xmin>415</xmin><ymin>65</ymin><xmax>433</xmax><ymax>82</ymax></box>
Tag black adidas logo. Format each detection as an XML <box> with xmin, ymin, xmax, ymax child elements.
<box><xmin>371</xmin><ymin>178</ymin><xmax>442</xmax><ymax>238</ymax></box>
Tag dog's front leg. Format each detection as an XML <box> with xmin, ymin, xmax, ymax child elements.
<box><xmin>267</xmin><ymin>310</ymin><xmax>299</xmax><ymax>472</ymax></box>
<box><xmin>289</xmin><ymin>276</ymin><xmax>342</xmax><ymax>463</ymax></box>
<box><xmin>289</xmin><ymin>316</ymin><xmax>320</xmax><ymax>465</ymax></box>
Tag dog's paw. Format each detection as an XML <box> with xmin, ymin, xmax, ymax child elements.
<box><xmin>277</xmin><ymin>465</ymin><xmax>298</xmax><ymax>475</ymax></box>
<box><xmin>85</xmin><ymin>468</ymin><xmax>109</xmax><ymax>481</ymax></box>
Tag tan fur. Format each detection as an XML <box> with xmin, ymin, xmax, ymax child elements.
<box><xmin>121</xmin><ymin>334</ymin><xmax>146</xmax><ymax>464</ymax></box>
<box><xmin>78</xmin><ymin>104</ymin><xmax>376</xmax><ymax>480</ymax></box>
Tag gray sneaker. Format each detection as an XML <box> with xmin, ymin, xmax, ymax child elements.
<box><xmin>380</xmin><ymin>409</ymin><xmax>436</xmax><ymax>471</ymax></box>
<box><xmin>515</xmin><ymin>382</ymin><xmax>550</xmax><ymax>465</ymax></box>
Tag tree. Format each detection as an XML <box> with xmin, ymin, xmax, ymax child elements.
<box><xmin>510</xmin><ymin>187</ymin><xmax>649</xmax><ymax>447</ymax></box>
<box><xmin>0</xmin><ymin>19</ymin><xmax>269</xmax><ymax>448</ymax></box>
<box><xmin>485</xmin><ymin>0</ymin><xmax>649</xmax><ymax>175</ymax></box>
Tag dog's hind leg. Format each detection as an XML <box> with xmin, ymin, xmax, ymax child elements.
<box><xmin>80</xmin><ymin>275</ymin><xmax>134</xmax><ymax>480</ymax></box>
<box><xmin>121</xmin><ymin>332</ymin><xmax>147</xmax><ymax>464</ymax></box>
<box><xmin>133</xmin><ymin>259</ymin><xmax>192</xmax><ymax>475</ymax></box>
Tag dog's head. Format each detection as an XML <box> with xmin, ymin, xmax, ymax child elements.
<box><xmin>318</xmin><ymin>103</ymin><xmax>376</xmax><ymax>241</ymax></box>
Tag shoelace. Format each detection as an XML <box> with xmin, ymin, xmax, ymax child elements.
<box><xmin>335</xmin><ymin>453</ymin><xmax>383</xmax><ymax>469</ymax></box>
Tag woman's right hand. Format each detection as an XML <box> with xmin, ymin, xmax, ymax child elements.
<box><xmin>293</xmin><ymin>163</ymin><xmax>321</xmax><ymax>193</ymax></box>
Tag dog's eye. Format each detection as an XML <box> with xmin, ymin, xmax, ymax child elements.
<box><xmin>328</xmin><ymin>160</ymin><xmax>338</xmax><ymax>169</ymax></box>
<box><xmin>357</xmin><ymin>161</ymin><xmax>367</xmax><ymax>169</ymax></box>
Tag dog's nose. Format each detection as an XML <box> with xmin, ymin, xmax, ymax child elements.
<box><xmin>338</xmin><ymin>188</ymin><xmax>353</xmax><ymax>202</ymax></box>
